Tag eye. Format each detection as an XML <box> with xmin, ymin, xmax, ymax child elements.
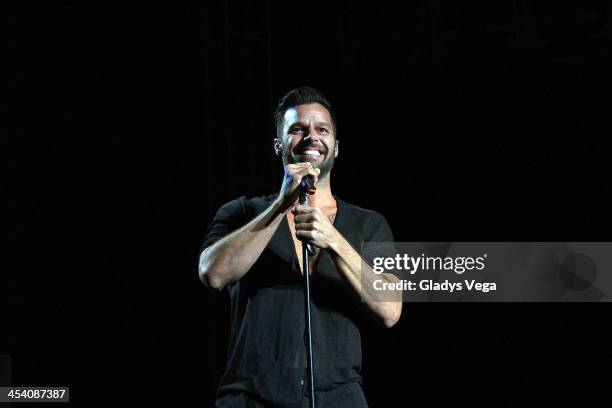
<box><xmin>290</xmin><ymin>127</ymin><xmax>303</xmax><ymax>133</ymax></box>
<box><xmin>319</xmin><ymin>128</ymin><xmax>329</xmax><ymax>133</ymax></box>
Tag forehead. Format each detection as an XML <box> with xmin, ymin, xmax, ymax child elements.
<box><xmin>283</xmin><ymin>103</ymin><xmax>332</xmax><ymax>127</ymax></box>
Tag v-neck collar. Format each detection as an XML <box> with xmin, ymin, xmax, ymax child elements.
<box><xmin>277</xmin><ymin>196</ymin><xmax>344</xmax><ymax>270</ymax></box>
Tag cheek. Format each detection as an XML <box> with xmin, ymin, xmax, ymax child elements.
<box><xmin>286</xmin><ymin>137</ymin><xmax>300</xmax><ymax>150</ymax></box>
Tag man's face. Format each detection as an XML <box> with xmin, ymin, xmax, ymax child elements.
<box><xmin>275</xmin><ymin>103</ymin><xmax>338</xmax><ymax>177</ymax></box>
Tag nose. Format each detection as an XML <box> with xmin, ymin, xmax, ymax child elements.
<box><xmin>304</xmin><ymin>126</ymin><xmax>319</xmax><ymax>142</ymax></box>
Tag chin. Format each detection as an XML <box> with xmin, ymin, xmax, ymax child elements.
<box><xmin>290</xmin><ymin>156</ymin><xmax>323</xmax><ymax>165</ymax></box>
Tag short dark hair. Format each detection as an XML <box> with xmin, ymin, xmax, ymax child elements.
<box><xmin>273</xmin><ymin>86</ymin><xmax>337</xmax><ymax>136</ymax></box>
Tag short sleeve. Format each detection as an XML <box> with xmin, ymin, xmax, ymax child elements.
<box><xmin>362</xmin><ymin>212</ymin><xmax>403</xmax><ymax>281</ymax></box>
<box><xmin>365</xmin><ymin>212</ymin><xmax>394</xmax><ymax>243</ymax></box>
<box><xmin>201</xmin><ymin>196</ymin><xmax>251</xmax><ymax>254</ymax></box>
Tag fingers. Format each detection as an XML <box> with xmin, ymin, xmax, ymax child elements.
<box><xmin>311</xmin><ymin>167</ymin><xmax>321</xmax><ymax>185</ymax></box>
<box><xmin>292</xmin><ymin>204</ymin><xmax>319</xmax><ymax>215</ymax></box>
<box><xmin>292</xmin><ymin>208</ymin><xmax>320</xmax><ymax>224</ymax></box>
<box><xmin>287</xmin><ymin>163</ymin><xmax>320</xmax><ymax>186</ymax></box>
<box><xmin>295</xmin><ymin>230</ymin><xmax>315</xmax><ymax>241</ymax></box>
<box><xmin>279</xmin><ymin>163</ymin><xmax>322</xmax><ymax>209</ymax></box>
<box><xmin>294</xmin><ymin>222</ymin><xmax>315</xmax><ymax>231</ymax></box>
<box><xmin>294</xmin><ymin>214</ymin><xmax>315</xmax><ymax>224</ymax></box>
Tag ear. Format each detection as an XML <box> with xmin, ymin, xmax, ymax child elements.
<box><xmin>334</xmin><ymin>139</ymin><xmax>339</xmax><ymax>158</ymax></box>
<box><xmin>273</xmin><ymin>138</ymin><xmax>282</xmax><ymax>156</ymax></box>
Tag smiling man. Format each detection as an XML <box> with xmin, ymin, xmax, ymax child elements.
<box><xmin>199</xmin><ymin>86</ymin><xmax>402</xmax><ymax>407</ymax></box>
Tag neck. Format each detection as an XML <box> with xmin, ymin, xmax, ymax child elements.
<box><xmin>305</xmin><ymin>173</ymin><xmax>335</xmax><ymax>208</ymax></box>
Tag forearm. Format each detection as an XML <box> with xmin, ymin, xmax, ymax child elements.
<box><xmin>328</xmin><ymin>233</ymin><xmax>402</xmax><ymax>328</ymax></box>
<box><xmin>199</xmin><ymin>199</ymin><xmax>290</xmax><ymax>290</ymax></box>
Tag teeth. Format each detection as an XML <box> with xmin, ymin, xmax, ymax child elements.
<box><xmin>304</xmin><ymin>150</ymin><xmax>321</xmax><ymax>156</ymax></box>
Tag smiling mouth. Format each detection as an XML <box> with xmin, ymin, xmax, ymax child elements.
<box><xmin>299</xmin><ymin>149</ymin><xmax>322</xmax><ymax>157</ymax></box>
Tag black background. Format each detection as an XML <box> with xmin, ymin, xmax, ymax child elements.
<box><xmin>4</xmin><ymin>1</ymin><xmax>612</xmax><ymax>406</ymax></box>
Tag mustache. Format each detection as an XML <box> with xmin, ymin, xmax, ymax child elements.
<box><xmin>294</xmin><ymin>141</ymin><xmax>327</xmax><ymax>153</ymax></box>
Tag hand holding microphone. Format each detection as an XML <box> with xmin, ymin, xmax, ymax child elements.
<box><xmin>298</xmin><ymin>173</ymin><xmax>317</xmax><ymax>256</ymax></box>
<box><xmin>278</xmin><ymin>162</ymin><xmax>320</xmax><ymax>210</ymax></box>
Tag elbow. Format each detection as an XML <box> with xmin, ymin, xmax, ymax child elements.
<box><xmin>198</xmin><ymin>252</ymin><xmax>226</xmax><ymax>291</ymax></box>
<box><xmin>199</xmin><ymin>265</ymin><xmax>226</xmax><ymax>291</ymax></box>
<box><xmin>198</xmin><ymin>269</ymin><xmax>223</xmax><ymax>291</ymax></box>
<box><xmin>382</xmin><ymin>303</ymin><xmax>402</xmax><ymax>329</ymax></box>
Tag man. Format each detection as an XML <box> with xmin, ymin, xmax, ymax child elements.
<box><xmin>200</xmin><ymin>86</ymin><xmax>402</xmax><ymax>407</ymax></box>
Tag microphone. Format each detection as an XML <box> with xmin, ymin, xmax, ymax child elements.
<box><xmin>299</xmin><ymin>175</ymin><xmax>316</xmax><ymax>256</ymax></box>
<box><xmin>300</xmin><ymin>175</ymin><xmax>316</xmax><ymax>195</ymax></box>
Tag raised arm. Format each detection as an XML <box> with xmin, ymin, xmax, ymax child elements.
<box><xmin>293</xmin><ymin>206</ymin><xmax>402</xmax><ymax>327</ymax></box>
<box><xmin>199</xmin><ymin>163</ymin><xmax>320</xmax><ymax>290</ymax></box>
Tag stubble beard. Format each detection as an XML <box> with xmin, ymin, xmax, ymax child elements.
<box><xmin>283</xmin><ymin>150</ymin><xmax>335</xmax><ymax>179</ymax></box>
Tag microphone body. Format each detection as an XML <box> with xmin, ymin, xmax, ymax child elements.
<box><xmin>299</xmin><ymin>175</ymin><xmax>316</xmax><ymax>256</ymax></box>
<box><xmin>300</xmin><ymin>175</ymin><xmax>316</xmax><ymax>195</ymax></box>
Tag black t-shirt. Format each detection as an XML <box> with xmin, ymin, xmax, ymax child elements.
<box><xmin>202</xmin><ymin>194</ymin><xmax>395</xmax><ymax>407</ymax></box>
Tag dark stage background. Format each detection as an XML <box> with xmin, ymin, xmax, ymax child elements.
<box><xmin>4</xmin><ymin>1</ymin><xmax>612</xmax><ymax>406</ymax></box>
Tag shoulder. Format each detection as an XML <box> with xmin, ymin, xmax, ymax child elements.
<box><xmin>336</xmin><ymin>197</ymin><xmax>393</xmax><ymax>240</ymax></box>
<box><xmin>337</xmin><ymin>198</ymin><xmax>395</xmax><ymax>257</ymax></box>
<box><xmin>202</xmin><ymin>193</ymin><xmax>279</xmax><ymax>253</ymax></box>
<box><xmin>337</xmin><ymin>198</ymin><xmax>388</xmax><ymax>226</ymax></box>
<box><xmin>215</xmin><ymin>193</ymin><xmax>278</xmax><ymax>218</ymax></box>
<box><xmin>247</xmin><ymin>193</ymin><xmax>279</xmax><ymax>212</ymax></box>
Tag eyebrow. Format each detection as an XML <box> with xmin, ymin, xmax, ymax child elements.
<box><xmin>289</xmin><ymin>122</ymin><xmax>332</xmax><ymax>128</ymax></box>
